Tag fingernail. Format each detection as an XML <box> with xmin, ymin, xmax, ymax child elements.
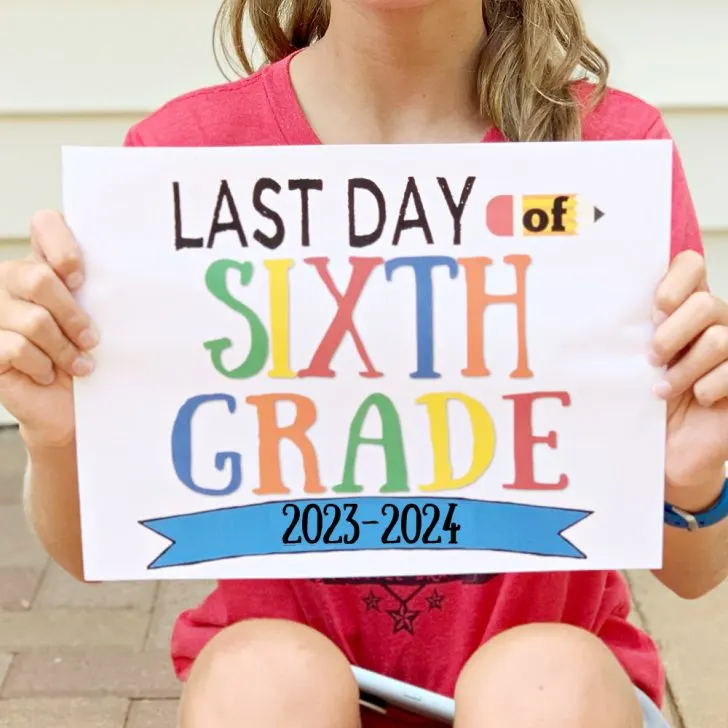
<box><xmin>78</xmin><ymin>326</ymin><xmax>99</xmax><ymax>350</ymax></box>
<box><xmin>653</xmin><ymin>310</ymin><xmax>667</xmax><ymax>326</ymax></box>
<box><xmin>66</xmin><ymin>272</ymin><xmax>84</xmax><ymax>291</ymax></box>
<box><xmin>653</xmin><ymin>380</ymin><xmax>672</xmax><ymax>399</ymax></box>
<box><xmin>40</xmin><ymin>370</ymin><xmax>56</xmax><ymax>386</ymax></box>
<box><xmin>71</xmin><ymin>355</ymin><xmax>95</xmax><ymax>377</ymax></box>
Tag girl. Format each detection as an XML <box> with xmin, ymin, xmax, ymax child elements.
<box><xmin>4</xmin><ymin>1</ymin><xmax>728</xmax><ymax>727</ymax></box>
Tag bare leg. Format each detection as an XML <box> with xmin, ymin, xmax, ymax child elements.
<box><xmin>454</xmin><ymin>623</ymin><xmax>644</xmax><ymax>728</ymax></box>
<box><xmin>179</xmin><ymin>618</ymin><xmax>361</xmax><ymax>728</ymax></box>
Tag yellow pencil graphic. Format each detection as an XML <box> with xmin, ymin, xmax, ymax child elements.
<box><xmin>486</xmin><ymin>194</ymin><xmax>605</xmax><ymax>237</ymax></box>
<box><xmin>522</xmin><ymin>194</ymin><xmax>578</xmax><ymax>236</ymax></box>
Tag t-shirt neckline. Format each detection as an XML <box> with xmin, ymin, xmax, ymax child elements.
<box><xmin>263</xmin><ymin>51</ymin><xmax>504</xmax><ymax>146</ymax></box>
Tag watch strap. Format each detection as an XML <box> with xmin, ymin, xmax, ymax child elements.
<box><xmin>664</xmin><ymin>477</ymin><xmax>728</xmax><ymax>531</ymax></box>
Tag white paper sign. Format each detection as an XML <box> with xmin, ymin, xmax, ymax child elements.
<box><xmin>62</xmin><ymin>140</ymin><xmax>672</xmax><ymax>581</ymax></box>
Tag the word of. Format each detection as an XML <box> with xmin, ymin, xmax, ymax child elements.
<box><xmin>486</xmin><ymin>194</ymin><xmax>605</xmax><ymax>237</ymax></box>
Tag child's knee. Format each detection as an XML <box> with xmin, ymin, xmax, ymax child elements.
<box><xmin>180</xmin><ymin>619</ymin><xmax>359</xmax><ymax>727</ymax></box>
<box><xmin>454</xmin><ymin>623</ymin><xmax>642</xmax><ymax>728</ymax></box>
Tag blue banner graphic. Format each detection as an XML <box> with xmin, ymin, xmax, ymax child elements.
<box><xmin>141</xmin><ymin>497</ymin><xmax>591</xmax><ymax>569</ymax></box>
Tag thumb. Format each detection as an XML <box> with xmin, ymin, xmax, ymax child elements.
<box><xmin>0</xmin><ymin>369</ymin><xmax>45</xmax><ymax>425</ymax></box>
<box><xmin>0</xmin><ymin>369</ymin><xmax>73</xmax><ymax>434</ymax></box>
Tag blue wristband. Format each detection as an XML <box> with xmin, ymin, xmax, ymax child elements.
<box><xmin>664</xmin><ymin>477</ymin><xmax>728</xmax><ymax>531</ymax></box>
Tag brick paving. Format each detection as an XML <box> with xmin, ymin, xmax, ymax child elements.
<box><xmin>0</xmin><ymin>426</ymin><xmax>726</xmax><ymax>727</ymax></box>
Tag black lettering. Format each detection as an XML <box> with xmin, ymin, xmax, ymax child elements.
<box><xmin>442</xmin><ymin>503</ymin><xmax>461</xmax><ymax>545</ymax></box>
<box><xmin>550</xmin><ymin>195</ymin><xmax>569</xmax><ymax>233</ymax></box>
<box><xmin>289</xmin><ymin>179</ymin><xmax>323</xmax><ymax>247</ymax></box>
<box><xmin>381</xmin><ymin>503</ymin><xmax>401</xmax><ymax>544</ymax></box>
<box><xmin>322</xmin><ymin>504</ymin><xmax>343</xmax><ymax>544</ymax></box>
<box><xmin>392</xmin><ymin>177</ymin><xmax>434</xmax><ymax>246</ymax></box>
<box><xmin>343</xmin><ymin>503</ymin><xmax>360</xmax><ymax>544</ymax></box>
<box><xmin>252</xmin><ymin>178</ymin><xmax>284</xmax><ymax>249</ymax></box>
<box><xmin>173</xmin><ymin>182</ymin><xmax>204</xmax><ymax>250</ymax></box>
<box><xmin>400</xmin><ymin>504</ymin><xmax>422</xmax><ymax>544</ymax></box>
<box><xmin>207</xmin><ymin>180</ymin><xmax>247</xmax><ymax>248</ymax></box>
<box><xmin>438</xmin><ymin>176</ymin><xmax>475</xmax><ymax>245</ymax></box>
<box><xmin>421</xmin><ymin>503</ymin><xmax>442</xmax><ymax>544</ymax></box>
<box><xmin>523</xmin><ymin>207</ymin><xmax>549</xmax><ymax>233</ymax></box>
<box><xmin>282</xmin><ymin>503</ymin><xmax>302</xmax><ymax>544</ymax></box>
<box><xmin>348</xmin><ymin>178</ymin><xmax>386</xmax><ymax>248</ymax></box>
<box><xmin>301</xmin><ymin>504</ymin><xmax>323</xmax><ymax>544</ymax></box>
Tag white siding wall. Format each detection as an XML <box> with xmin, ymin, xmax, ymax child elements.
<box><xmin>1</xmin><ymin>0</ymin><xmax>727</xmax><ymax>424</ymax></box>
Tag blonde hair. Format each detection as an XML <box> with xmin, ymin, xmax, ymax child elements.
<box><xmin>214</xmin><ymin>0</ymin><xmax>609</xmax><ymax>142</ymax></box>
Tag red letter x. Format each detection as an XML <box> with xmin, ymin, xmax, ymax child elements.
<box><xmin>298</xmin><ymin>257</ymin><xmax>384</xmax><ymax>379</ymax></box>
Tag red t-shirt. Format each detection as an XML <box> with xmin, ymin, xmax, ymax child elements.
<box><xmin>125</xmin><ymin>52</ymin><xmax>703</xmax><ymax>713</ymax></box>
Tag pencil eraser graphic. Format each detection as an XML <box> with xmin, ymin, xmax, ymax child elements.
<box><xmin>485</xmin><ymin>194</ymin><xmax>514</xmax><ymax>236</ymax></box>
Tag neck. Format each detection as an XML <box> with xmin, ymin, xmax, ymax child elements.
<box><xmin>290</xmin><ymin>1</ymin><xmax>487</xmax><ymax>144</ymax></box>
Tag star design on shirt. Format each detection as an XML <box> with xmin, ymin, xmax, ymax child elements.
<box><xmin>426</xmin><ymin>589</ymin><xmax>445</xmax><ymax>610</ymax></box>
<box><xmin>387</xmin><ymin>602</ymin><xmax>420</xmax><ymax>634</ymax></box>
<box><xmin>362</xmin><ymin>591</ymin><xmax>381</xmax><ymax>611</ymax></box>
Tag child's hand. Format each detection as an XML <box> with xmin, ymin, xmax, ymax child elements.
<box><xmin>650</xmin><ymin>250</ymin><xmax>728</xmax><ymax>506</ymax></box>
<box><xmin>0</xmin><ymin>210</ymin><xmax>97</xmax><ymax>449</ymax></box>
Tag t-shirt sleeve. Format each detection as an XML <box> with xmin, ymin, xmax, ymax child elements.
<box><xmin>122</xmin><ymin>124</ymin><xmax>145</xmax><ymax>147</ymax></box>
<box><xmin>643</xmin><ymin>114</ymin><xmax>703</xmax><ymax>259</ymax></box>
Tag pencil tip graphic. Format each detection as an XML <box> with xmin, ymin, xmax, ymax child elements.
<box><xmin>594</xmin><ymin>207</ymin><xmax>605</xmax><ymax>223</ymax></box>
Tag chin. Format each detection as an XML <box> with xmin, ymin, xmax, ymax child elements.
<box><xmin>341</xmin><ymin>0</ymin><xmax>442</xmax><ymax>8</ymax></box>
